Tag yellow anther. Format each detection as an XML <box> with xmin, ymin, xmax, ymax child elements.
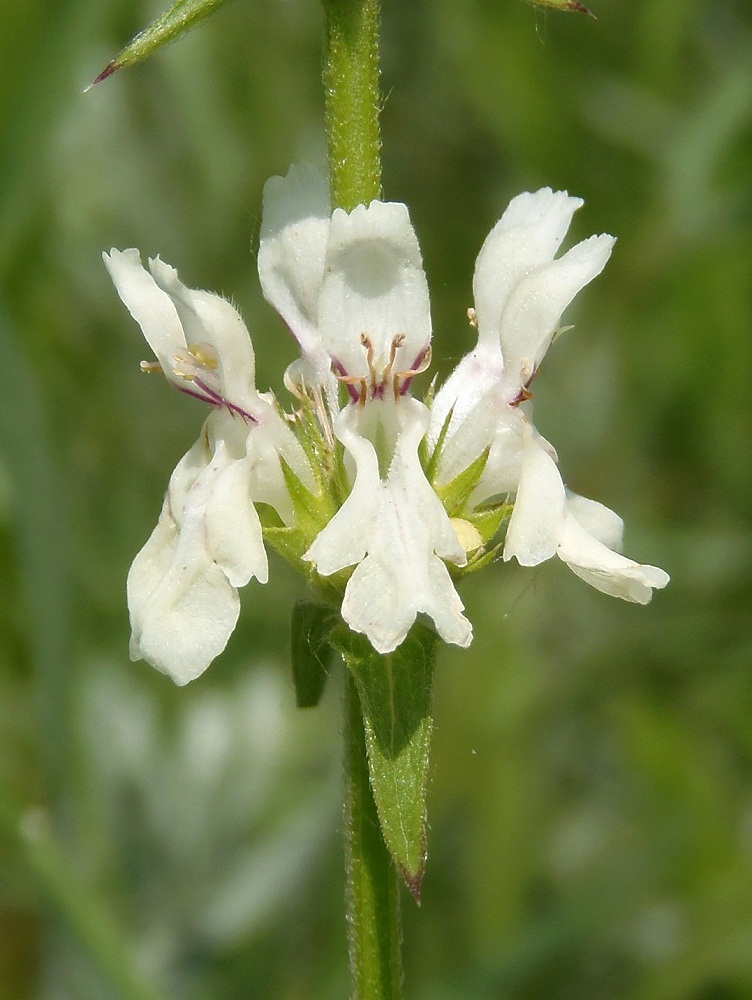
<box><xmin>467</xmin><ymin>307</ymin><xmax>478</xmax><ymax>328</ymax></box>
<box><xmin>188</xmin><ymin>342</ymin><xmax>219</xmax><ymax>370</ymax></box>
<box><xmin>451</xmin><ymin>517</ymin><xmax>483</xmax><ymax>555</ymax></box>
<box><xmin>140</xmin><ymin>360</ymin><xmax>163</xmax><ymax>374</ymax></box>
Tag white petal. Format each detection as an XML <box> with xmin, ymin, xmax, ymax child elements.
<box><xmin>148</xmin><ymin>256</ymin><xmax>257</xmax><ymax>407</ymax></box>
<box><xmin>130</xmin><ymin>547</ymin><xmax>240</xmax><ymax>686</ymax></box>
<box><xmin>127</xmin><ymin>496</ymin><xmax>179</xmax><ymax>654</ymax></box>
<box><xmin>103</xmin><ymin>248</ymin><xmax>187</xmax><ymax>377</ymax></box>
<box><xmin>503</xmin><ymin>427</ymin><xmax>566</xmax><ymax>565</ymax></box>
<box><xmin>430</xmin><ymin>347</ymin><xmax>509</xmax><ymax>488</ymax></box>
<box><xmin>471</xmin><ymin>406</ymin><xmax>525</xmax><ymax>505</ymax></box>
<box><xmin>303</xmin><ymin>408</ymin><xmax>381</xmax><ymax>575</ymax></box>
<box><xmin>258</xmin><ymin>163</ymin><xmax>332</xmax><ymax>381</ymax></box>
<box><xmin>127</xmin><ymin>447</ymin><xmax>242</xmax><ymax>685</ymax></box>
<box><xmin>306</xmin><ymin>398</ymin><xmax>471</xmax><ymax>652</ymax></box>
<box><xmin>558</xmin><ymin>512</ymin><xmax>670</xmax><ymax>603</ymax></box>
<box><xmin>203</xmin><ymin>437</ymin><xmax>268</xmax><ymax>588</ymax></box>
<box><xmin>318</xmin><ymin>201</ymin><xmax>431</xmax><ymax>379</ymax></box>
<box><xmin>254</xmin><ymin>395</ymin><xmax>318</xmax><ymax>502</ymax></box>
<box><xmin>565</xmin><ymin>491</ymin><xmax>624</xmax><ymax>552</ymax></box>
<box><xmin>499</xmin><ymin>233</ymin><xmax>615</xmax><ymax>384</ymax></box>
<box><xmin>473</xmin><ymin>189</ymin><xmax>583</xmax><ymax>345</ymax></box>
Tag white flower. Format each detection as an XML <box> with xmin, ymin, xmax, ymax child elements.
<box><xmin>105</xmin><ymin>249</ymin><xmax>313</xmax><ymax>684</ymax></box>
<box><xmin>259</xmin><ymin>166</ymin><xmax>472</xmax><ymax>652</ymax></box>
<box><xmin>430</xmin><ymin>188</ymin><xmax>669</xmax><ymax>602</ymax></box>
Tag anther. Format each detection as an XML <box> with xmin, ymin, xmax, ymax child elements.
<box><xmin>383</xmin><ymin>333</ymin><xmax>406</xmax><ymax>384</ymax></box>
<box><xmin>140</xmin><ymin>360</ymin><xmax>163</xmax><ymax>374</ymax></box>
<box><xmin>188</xmin><ymin>342</ymin><xmax>219</xmax><ymax>370</ymax></box>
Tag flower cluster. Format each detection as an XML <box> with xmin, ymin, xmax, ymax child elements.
<box><xmin>106</xmin><ymin>166</ymin><xmax>668</xmax><ymax>684</ymax></box>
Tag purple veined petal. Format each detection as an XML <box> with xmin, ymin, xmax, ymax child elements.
<box><xmin>473</xmin><ymin>188</ymin><xmax>584</xmax><ymax>346</ymax></box>
<box><xmin>318</xmin><ymin>201</ymin><xmax>431</xmax><ymax>385</ymax></box>
<box><xmin>148</xmin><ymin>256</ymin><xmax>257</xmax><ymax>408</ymax></box>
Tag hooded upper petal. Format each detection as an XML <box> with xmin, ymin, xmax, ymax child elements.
<box><xmin>498</xmin><ymin>232</ymin><xmax>615</xmax><ymax>390</ymax></box>
<box><xmin>105</xmin><ymin>248</ymin><xmax>260</xmax><ymax>416</ymax></box>
<box><xmin>318</xmin><ymin>201</ymin><xmax>431</xmax><ymax>381</ymax></box>
<box><xmin>147</xmin><ymin>255</ymin><xmax>257</xmax><ymax>407</ymax></box>
<box><xmin>258</xmin><ymin>163</ymin><xmax>333</xmax><ymax>387</ymax></box>
<box><xmin>473</xmin><ymin>188</ymin><xmax>584</xmax><ymax>346</ymax></box>
<box><xmin>104</xmin><ymin>248</ymin><xmax>188</xmax><ymax>386</ymax></box>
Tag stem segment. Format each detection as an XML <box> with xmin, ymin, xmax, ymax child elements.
<box><xmin>320</xmin><ymin>5</ymin><xmax>398</xmax><ymax>994</ymax></box>
<box><xmin>321</xmin><ymin>0</ymin><xmax>382</xmax><ymax>211</ymax></box>
<box><xmin>343</xmin><ymin>675</ymin><xmax>403</xmax><ymax>1000</ymax></box>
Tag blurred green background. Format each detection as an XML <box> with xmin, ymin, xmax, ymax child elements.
<box><xmin>1</xmin><ymin>0</ymin><xmax>751</xmax><ymax>997</ymax></box>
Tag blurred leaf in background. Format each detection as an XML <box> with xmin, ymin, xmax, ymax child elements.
<box><xmin>1</xmin><ymin>0</ymin><xmax>751</xmax><ymax>997</ymax></box>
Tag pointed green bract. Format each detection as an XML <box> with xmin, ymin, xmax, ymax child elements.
<box><xmin>436</xmin><ymin>448</ymin><xmax>490</xmax><ymax>517</ymax></box>
<box><xmin>332</xmin><ymin>623</ymin><xmax>438</xmax><ymax>900</ymax></box>
<box><xmin>87</xmin><ymin>0</ymin><xmax>236</xmax><ymax>88</ymax></box>
<box><xmin>290</xmin><ymin>602</ymin><xmax>337</xmax><ymax>708</ymax></box>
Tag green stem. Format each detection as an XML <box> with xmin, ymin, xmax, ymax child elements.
<box><xmin>343</xmin><ymin>675</ymin><xmax>403</xmax><ymax>1000</ymax></box>
<box><xmin>321</xmin><ymin>0</ymin><xmax>382</xmax><ymax>210</ymax></box>
<box><xmin>320</xmin><ymin>5</ymin><xmax>398</xmax><ymax>994</ymax></box>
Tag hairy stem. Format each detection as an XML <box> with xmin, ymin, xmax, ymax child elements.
<box><xmin>343</xmin><ymin>674</ymin><xmax>403</xmax><ymax>1000</ymax></box>
<box><xmin>321</xmin><ymin>0</ymin><xmax>382</xmax><ymax>210</ymax></box>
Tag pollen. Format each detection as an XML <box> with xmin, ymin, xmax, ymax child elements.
<box><xmin>188</xmin><ymin>342</ymin><xmax>219</xmax><ymax>370</ymax></box>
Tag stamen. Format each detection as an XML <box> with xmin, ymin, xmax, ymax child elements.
<box><xmin>511</xmin><ymin>385</ymin><xmax>534</xmax><ymax>407</ymax></box>
<box><xmin>283</xmin><ymin>366</ymin><xmax>306</xmax><ymax>401</ymax></box>
<box><xmin>335</xmin><ymin>332</ymin><xmax>431</xmax><ymax>403</ymax></box>
<box><xmin>140</xmin><ymin>360</ymin><xmax>163</xmax><ymax>374</ymax></box>
<box><xmin>360</xmin><ymin>334</ymin><xmax>378</xmax><ymax>385</ymax></box>
<box><xmin>172</xmin><ymin>352</ymin><xmax>198</xmax><ymax>381</ymax></box>
<box><xmin>383</xmin><ymin>333</ymin><xmax>406</xmax><ymax>384</ymax></box>
<box><xmin>188</xmin><ymin>342</ymin><xmax>219</xmax><ymax>370</ymax></box>
<box><xmin>467</xmin><ymin>307</ymin><xmax>478</xmax><ymax>328</ymax></box>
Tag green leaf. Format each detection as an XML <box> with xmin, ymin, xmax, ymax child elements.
<box><xmin>290</xmin><ymin>602</ymin><xmax>338</xmax><ymax>708</ymax></box>
<box><xmin>86</xmin><ymin>0</ymin><xmax>237</xmax><ymax>89</ymax></box>
<box><xmin>331</xmin><ymin>623</ymin><xmax>438</xmax><ymax>900</ymax></box>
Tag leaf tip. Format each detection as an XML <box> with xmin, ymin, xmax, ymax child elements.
<box><xmin>569</xmin><ymin>0</ymin><xmax>596</xmax><ymax>16</ymax></box>
<box><xmin>401</xmin><ymin>863</ymin><xmax>425</xmax><ymax>904</ymax></box>
<box><xmin>84</xmin><ymin>61</ymin><xmax>121</xmax><ymax>92</ymax></box>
